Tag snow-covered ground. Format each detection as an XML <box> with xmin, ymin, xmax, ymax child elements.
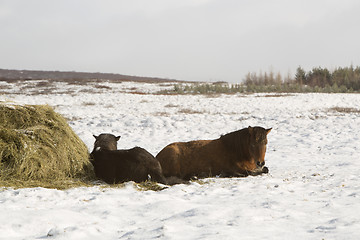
<box><xmin>1</xmin><ymin>80</ymin><xmax>360</xmax><ymax>239</ymax></box>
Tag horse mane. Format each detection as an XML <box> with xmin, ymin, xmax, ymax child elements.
<box><xmin>219</xmin><ymin>128</ymin><xmax>250</xmax><ymax>161</ymax></box>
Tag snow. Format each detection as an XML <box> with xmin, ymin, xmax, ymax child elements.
<box><xmin>1</xmin><ymin>81</ymin><xmax>360</xmax><ymax>239</ymax></box>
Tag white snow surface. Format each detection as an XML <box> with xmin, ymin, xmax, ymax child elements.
<box><xmin>1</xmin><ymin>81</ymin><xmax>360</xmax><ymax>239</ymax></box>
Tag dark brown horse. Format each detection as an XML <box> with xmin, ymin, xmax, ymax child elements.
<box><xmin>156</xmin><ymin>126</ymin><xmax>272</xmax><ymax>180</ymax></box>
<box><xmin>90</xmin><ymin>133</ymin><xmax>167</xmax><ymax>184</ymax></box>
<box><xmin>90</xmin><ymin>133</ymin><xmax>185</xmax><ymax>185</ymax></box>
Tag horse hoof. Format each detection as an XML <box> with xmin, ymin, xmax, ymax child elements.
<box><xmin>262</xmin><ymin>166</ymin><xmax>269</xmax><ymax>174</ymax></box>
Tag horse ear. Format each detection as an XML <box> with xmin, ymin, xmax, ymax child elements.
<box><xmin>115</xmin><ymin>136</ymin><xmax>121</xmax><ymax>141</ymax></box>
<box><xmin>248</xmin><ymin>126</ymin><xmax>253</xmax><ymax>135</ymax></box>
<box><xmin>266</xmin><ymin>128</ymin><xmax>272</xmax><ymax>135</ymax></box>
<box><xmin>93</xmin><ymin>135</ymin><xmax>98</xmax><ymax>139</ymax></box>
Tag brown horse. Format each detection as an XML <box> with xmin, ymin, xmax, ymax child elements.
<box><xmin>156</xmin><ymin>126</ymin><xmax>272</xmax><ymax>180</ymax></box>
<box><xmin>90</xmin><ymin>133</ymin><xmax>186</xmax><ymax>185</ymax></box>
<box><xmin>90</xmin><ymin>133</ymin><xmax>167</xmax><ymax>184</ymax></box>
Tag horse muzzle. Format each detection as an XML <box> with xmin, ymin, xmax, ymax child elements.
<box><xmin>262</xmin><ymin>166</ymin><xmax>269</xmax><ymax>174</ymax></box>
<box><xmin>255</xmin><ymin>161</ymin><xmax>268</xmax><ymax>174</ymax></box>
<box><xmin>249</xmin><ymin>166</ymin><xmax>269</xmax><ymax>176</ymax></box>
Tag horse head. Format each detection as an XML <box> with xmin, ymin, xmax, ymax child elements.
<box><xmin>92</xmin><ymin>133</ymin><xmax>121</xmax><ymax>152</ymax></box>
<box><xmin>247</xmin><ymin>126</ymin><xmax>271</xmax><ymax>175</ymax></box>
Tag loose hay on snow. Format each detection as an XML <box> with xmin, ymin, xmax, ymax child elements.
<box><xmin>0</xmin><ymin>103</ymin><xmax>94</xmax><ymax>188</ymax></box>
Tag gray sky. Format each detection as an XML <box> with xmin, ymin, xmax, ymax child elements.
<box><xmin>1</xmin><ymin>0</ymin><xmax>360</xmax><ymax>82</ymax></box>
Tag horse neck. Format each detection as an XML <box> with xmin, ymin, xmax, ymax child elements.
<box><xmin>220</xmin><ymin>129</ymin><xmax>250</xmax><ymax>160</ymax></box>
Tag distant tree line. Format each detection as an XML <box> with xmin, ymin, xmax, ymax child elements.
<box><xmin>159</xmin><ymin>65</ymin><xmax>360</xmax><ymax>95</ymax></box>
<box><xmin>295</xmin><ymin>65</ymin><xmax>360</xmax><ymax>91</ymax></box>
<box><xmin>244</xmin><ymin>65</ymin><xmax>360</xmax><ymax>93</ymax></box>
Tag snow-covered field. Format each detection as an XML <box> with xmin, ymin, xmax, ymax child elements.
<box><xmin>1</xmin><ymin>80</ymin><xmax>360</xmax><ymax>239</ymax></box>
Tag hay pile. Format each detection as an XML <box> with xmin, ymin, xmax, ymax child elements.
<box><xmin>0</xmin><ymin>103</ymin><xmax>94</xmax><ymax>188</ymax></box>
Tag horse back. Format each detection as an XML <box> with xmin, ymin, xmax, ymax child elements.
<box><xmin>157</xmin><ymin>139</ymin><xmax>234</xmax><ymax>179</ymax></box>
<box><xmin>92</xmin><ymin>147</ymin><xmax>166</xmax><ymax>184</ymax></box>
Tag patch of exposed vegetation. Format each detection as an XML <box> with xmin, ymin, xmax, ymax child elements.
<box><xmin>164</xmin><ymin>103</ymin><xmax>179</xmax><ymax>108</ymax></box>
<box><xmin>329</xmin><ymin>107</ymin><xmax>360</xmax><ymax>114</ymax></box>
<box><xmin>178</xmin><ymin>108</ymin><xmax>207</xmax><ymax>114</ymax></box>
<box><xmin>135</xmin><ymin>181</ymin><xmax>168</xmax><ymax>191</ymax></box>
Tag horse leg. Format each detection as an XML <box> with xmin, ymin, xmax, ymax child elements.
<box><xmin>219</xmin><ymin>171</ymin><xmax>248</xmax><ymax>178</ymax></box>
<box><xmin>234</xmin><ymin>172</ymin><xmax>249</xmax><ymax>177</ymax></box>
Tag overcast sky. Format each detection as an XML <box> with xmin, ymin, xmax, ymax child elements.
<box><xmin>1</xmin><ymin>0</ymin><xmax>360</xmax><ymax>82</ymax></box>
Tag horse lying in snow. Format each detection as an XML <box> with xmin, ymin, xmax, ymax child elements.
<box><xmin>90</xmin><ymin>134</ymin><xmax>167</xmax><ymax>184</ymax></box>
<box><xmin>90</xmin><ymin>134</ymin><xmax>184</xmax><ymax>185</ymax></box>
<box><xmin>156</xmin><ymin>126</ymin><xmax>271</xmax><ymax>180</ymax></box>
